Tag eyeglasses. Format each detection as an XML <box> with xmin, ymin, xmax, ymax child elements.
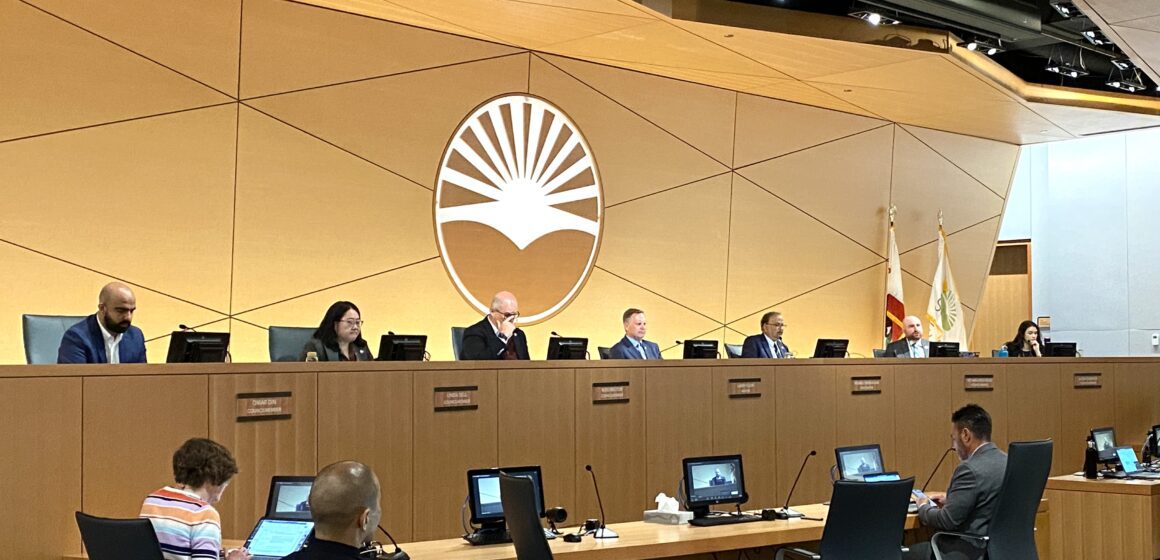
<box><xmin>494</xmin><ymin>311</ymin><xmax>520</xmax><ymax>319</ymax></box>
<box><xmin>764</xmin><ymin>322</ymin><xmax>787</xmax><ymax>327</ymax></box>
<box><xmin>338</xmin><ymin>319</ymin><xmax>364</xmax><ymax>327</ymax></box>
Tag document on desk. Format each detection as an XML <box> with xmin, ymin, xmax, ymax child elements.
<box><xmin>246</xmin><ymin>519</ymin><xmax>314</xmax><ymax>557</ymax></box>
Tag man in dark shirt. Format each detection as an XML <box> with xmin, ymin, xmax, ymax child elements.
<box><xmin>284</xmin><ymin>461</ymin><xmax>381</xmax><ymax>560</ymax></box>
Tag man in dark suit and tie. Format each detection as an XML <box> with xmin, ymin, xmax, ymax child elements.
<box><xmin>905</xmin><ymin>404</ymin><xmax>1007</xmax><ymax>560</ymax></box>
<box><xmin>58</xmin><ymin>282</ymin><xmax>147</xmax><ymax>364</ymax></box>
<box><xmin>608</xmin><ymin>308</ymin><xmax>662</xmax><ymax>359</ymax></box>
<box><xmin>459</xmin><ymin>291</ymin><xmax>530</xmax><ymax>360</ymax></box>
<box><xmin>741</xmin><ymin>311</ymin><xmax>791</xmax><ymax>358</ymax></box>
<box><xmin>885</xmin><ymin>315</ymin><xmax>930</xmax><ymax>358</ymax></box>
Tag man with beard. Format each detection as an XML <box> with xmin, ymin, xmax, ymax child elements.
<box><xmin>58</xmin><ymin>282</ymin><xmax>147</xmax><ymax>364</ymax></box>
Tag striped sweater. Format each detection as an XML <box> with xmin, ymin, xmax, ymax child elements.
<box><xmin>139</xmin><ymin>486</ymin><xmax>223</xmax><ymax>560</ymax></box>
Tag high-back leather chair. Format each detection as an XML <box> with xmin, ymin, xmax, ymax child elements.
<box><xmin>22</xmin><ymin>314</ymin><xmax>86</xmax><ymax>364</ymax></box>
<box><xmin>75</xmin><ymin>511</ymin><xmax>164</xmax><ymax>560</ymax></box>
<box><xmin>776</xmin><ymin>477</ymin><xmax>915</xmax><ymax>560</ymax></box>
<box><xmin>268</xmin><ymin>326</ymin><xmax>316</xmax><ymax>362</ymax></box>
<box><xmin>500</xmin><ymin>472</ymin><xmax>553</xmax><ymax>560</ymax></box>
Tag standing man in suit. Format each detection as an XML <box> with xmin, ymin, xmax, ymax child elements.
<box><xmin>741</xmin><ymin>311</ymin><xmax>791</xmax><ymax>358</ymax></box>
<box><xmin>459</xmin><ymin>291</ymin><xmax>530</xmax><ymax>360</ymax></box>
<box><xmin>609</xmin><ymin>308</ymin><xmax>662</xmax><ymax>359</ymax></box>
<box><xmin>58</xmin><ymin>282</ymin><xmax>147</xmax><ymax>364</ymax></box>
<box><xmin>905</xmin><ymin>404</ymin><xmax>1007</xmax><ymax>560</ymax></box>
<box><xmin>885</xmin><ymin>315</ymin><xmax>929</xmax><ymax>358</ymax></box>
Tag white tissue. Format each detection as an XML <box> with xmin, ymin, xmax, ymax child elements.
<box><xmin>654</xmin><ymin>492</ymin><xmax>680</xmax><ymax>513</ymax></box>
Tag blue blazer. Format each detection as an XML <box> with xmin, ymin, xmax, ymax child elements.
<box><xmin>608</xmin><ymin>336</ymin><xmax>662</xmax><ymax>359</ymax></box>
<box><xmin>741</xmin><ymin>334</ymin><xmax>790</xmax><ymax>359</ymax></box>
<box><xmin>57</xmin><ymin>314</ymin><xmax>147</xmax><ymax>364</ymax></box>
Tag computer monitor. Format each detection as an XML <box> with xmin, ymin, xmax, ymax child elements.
<box><xmin>682</xmin><ymin>454</ymin><xmax>747</xmax><ymax>518</ymax></box>
<box><xmin>863</xmin><ymin>471</ymin><xmax>902</xmax><ymax>483</ymax></box>
<box><xmin>265</xmin><ymin>476</ymin><xmax>314</xmax><ymax>521</ymax></box>
<box><xmin>813</xmin><ymin>339</ymin><xmax>849</xmax><ymax>358</ymax></box>
<box><xmin>835</xmin><ymin>444</ymin><xmax>885</xmax><ymax>481</ymax></box>
<box><xmin>466</xmin><ymin>466</ymin><xmax>545</xmax><ymax>528</ymax></box>
<box><xmin>546</xmin><ymin>337</ymin><xmax>587</xmax><ymax>360</ymax></box>
<box><xmin>682</xmin><ymin>339</ymin><xmax>719</xmax><ymax>359</ymax></box>
<box><xmin>1152</xmin><ymin>424</ymin><xmax>1160</xmax><ymax>455</ymax></box>
<box><xmin>1114</xmin><ymin>446</ymin><xmax>1142</xmax><ymax>474</ymax></box>
<box><xmin>1044</xmin><ymin>342</ymin><xmax>1078</xmax><ymax>357</ymax></box>
<box><xmin>929</xmin><ymin>341</ymin><xmax>960</xmax><ymax>357</ymax></box>
<box><xmin>377</xmin><ymin>334</ymin><xmax>427</xmax><ymax>361</ymax></box>
<box><xmin>1091</xmin><ymin>426</ymin><xmax>1117</xmax><ymax>462</ymax></box>
<box><xmin>166</xmin><ymin>331</ymin><xmax>229</xmax><ymax>363</ymax></box>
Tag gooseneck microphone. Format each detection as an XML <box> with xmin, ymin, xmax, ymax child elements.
<box><xmin>585</xmin><ymin>464</ymin><xmax>618</xmax><ymax>538</ymax></box>
<box><xmin>551</xmin><ymin>331</ymin><xmax>562</xmax><ymax>337</ymax></box>
<box><xmin>922</xmin><ymin>447</ymin><xmax>956</xmax><ymax>492</ymax></box>
<box><xmin>375</xmin><ymin>524</ymin><xmax>409</xmax><ymax>560</ymax></box>
<box><xmin>178</xmin><ymin>324</ymin><xmax>195</xmax><ymax>331</ymax></box>
<box><xmin>776</xmin><ymin>450</ymin><xmax>816</xmax><ymax>519</ymax></box>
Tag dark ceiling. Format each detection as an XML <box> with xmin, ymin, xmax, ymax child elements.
<box><xmin>729</xmin><ymin>0</ymin><xmax>1159</xmax><ymax>96</ymax></box>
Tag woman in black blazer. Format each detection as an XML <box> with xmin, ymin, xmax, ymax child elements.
<box><xmin>300</xmin><ymin>301</ymin><xmax>375</xmax><ymax>361</ymax></box>
<box><xmin>1004</xmin><ymin>320</ymin><xmax>1043</xmax><ymax>357</ymax></box>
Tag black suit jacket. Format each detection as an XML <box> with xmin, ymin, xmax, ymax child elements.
<box><xmin>299</xmin><ymin>337</ymin><xmax>374</xmax><ymax>362</ymax></box>
<box><xmin>459</xmin><ymin>317</ymin><xmax>529</xmax><ymax>360</ymax></box>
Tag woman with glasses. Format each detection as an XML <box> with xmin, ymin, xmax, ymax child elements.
<box><xmin>300</xmin><ymin>301</ymin><xmax>374</xmax><ymax>361</ymax></box>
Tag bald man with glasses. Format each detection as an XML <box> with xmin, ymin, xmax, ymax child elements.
<box><xmin>459</xmin><ymin>291</ymin><xmax>530</xmax><ymax>360</ymax></box>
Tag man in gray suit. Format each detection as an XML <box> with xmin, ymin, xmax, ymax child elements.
<box><xmin>885</xmin><ymin>315</ymin><xmax>930</xmax><ymax>358</ymax></box>
<box><xmin>906</xmin><ymin>404</ymin><xmax>1007</xmax><ymax>560</ymax></box>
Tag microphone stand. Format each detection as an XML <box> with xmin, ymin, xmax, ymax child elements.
<box><xmin>585</xmin><ymin>465</ymin><xmax>618</xmax><ymax>538</ymax></box>
<box><xmin>775</xmin><ymin>450</ymin><xmax>816</xmax><ymax>519</ymax></box>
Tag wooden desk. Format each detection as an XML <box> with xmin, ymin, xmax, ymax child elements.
<box><xmin>63</xmin><ymin>502</ymin><xmax>1049</xmax><ymax>560</ymax></box>
<box><xmin>1046</xmin><ymin>475</ymin><xmax>1160</xmax><ymax>560</ymax></box>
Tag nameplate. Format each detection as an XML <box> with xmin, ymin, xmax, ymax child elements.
<box><xmin>964</xmin><ymin>375</ymin><xmax>994</xmax><ymax>391</ymax></box>
<box><xmin>1073</xmin><ymin>373</ymin><xmax>1102</xmax><ymax>389</ymax></box>
<box><xmin>728</xmin><ymin>378</ymin><xmax>762</xmax><ymax>399</ymax></box>
<box><xmin>434</xmin><ymin>386</ymin><xmax>478</xmax><ymax>411</ymax></box>
<box><xmin>236</xmin><ymin>392</ymin><xmax>293</xmax><ymax>422</ymax></box>
<box><xmin>592</xmin><ymin>381</ymin><xmax>630</xmax><ymax>404</ymax></box>
<box><xmin>851</xmin><ymin>376</ymin><xmax>881</xmax><ymax>394</ymax></box>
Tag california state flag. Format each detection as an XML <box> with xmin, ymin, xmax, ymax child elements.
<box><xmin>926</xmin><ymin>226</ymin><xmax>967</xmax><ymax>346</ymax></box>
<box><xmin>884</xmin><ymin>224</ymin><xmax>905</xmax><ymax>346</ymax></box>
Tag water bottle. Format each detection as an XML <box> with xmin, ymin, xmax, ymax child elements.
<box><xmin>304</xmin><ymin>351</ymin><xmax>318</xmax><ymax>362</ymax></box>
<box><xmin>997</xmin><ymin>345</ymin><xmax>1009</xmax><ymax>358</ymax></box>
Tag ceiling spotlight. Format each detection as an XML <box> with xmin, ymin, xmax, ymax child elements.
<box><xmin>1050</xmin><ymin>1</ymin><xmax>1080</xmax><ymax>18</ymax></box>
<box><xmin>1107</xmin><ymin>78</ymin><xmax>1146</xmax><ymax>93</ymax></box>
<box><xmin>1045</xmin><ymin>62</ymin><xmax>1089</xmax><ymax>78</ymax></box>
<box><xmin>1082</xmin><ymin>29</ymin><xmax>1112</xmax><ymax>46</ymax></box>
<box><xmin>957</xmin><ymin>38</ymin><xmax>1004</xmax><ymax>56</ymax></box>
<box><xmin>848</xmin><ymin>10</ymin><xmax>900</xmax><ymax>26</ymax></box>
<box><xmin>1111</xmin><ymin>59</ymin><xmax>1134</xmax><ymax>71</ymax></box>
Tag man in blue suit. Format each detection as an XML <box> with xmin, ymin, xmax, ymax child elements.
<box><xmin>741</xmin><ymin>311</ymin><xmax>791</xmax><ymax>358</ymax></box>
<box><xmin>58</xmin><ymin>282</ymin><xmax>147</xmax><ymax>364</ymax></box>
<box><xmin>608</xmin><ymin>308</ymin><xmax>662</xmax><ymax>359</ymax></box>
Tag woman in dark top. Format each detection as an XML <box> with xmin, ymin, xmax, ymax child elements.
<box><xmin>1005</xmin><ymin>320</ymin><xmax>1043</xmax><ymax>357</ymax></box>
<box><xmin>301</xmin><ymin>301</ymin><xmax>374</xmax><ymax>361</ymax></box>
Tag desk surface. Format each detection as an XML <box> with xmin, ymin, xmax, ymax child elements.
<box><xmin>1046</xmin><ymin>474</ymin><xmax>1160</xmax><ymax>496</ymax></box>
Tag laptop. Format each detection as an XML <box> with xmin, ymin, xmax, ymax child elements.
<box><xmin>242</xmin><ymin>476</ymin><xmax>316</xmax><ymax>559</ymax></box>
<box><xmin>1112</xmin><ymin>446</ymin><xmax>1160</xmax><ymax>480</ymax></box>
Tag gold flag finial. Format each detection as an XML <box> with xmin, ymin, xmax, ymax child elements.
<box><xmin>938</xmin><ymin>209</ymin><xmax>944</xmax><ymax>227</ymax></box>
<box><xmin>889</xmin><ymin>205</ymin><xmax>897</xmax><ymax>224</ymax></box>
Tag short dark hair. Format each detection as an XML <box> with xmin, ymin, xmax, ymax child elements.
<box><xmin>173</xmin><ymin>438</ymin><xmax>238</xmax><ymax>488</ymax></box>
<box><xmin>952</xmin><ymin>404</ymin><xmax>992</xmax><ymax>441</ymax></box>
<box><xmin>313</xmin><ymin>301</ymin><xmax>365</xmax><ymax>351</ymax></box>
<box><xmin>760</xmin><ymin>311</ymin><xmax>781</xmax><ymax>327</ymax></box>
<box><xmin>622</xmin><ymin>308</ymin><xmax>644</xmax><ymax>323</ymax></box>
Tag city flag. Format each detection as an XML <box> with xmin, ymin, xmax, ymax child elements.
<box><xmin>884</xmin><ymin>224</ymin><xmax>905</xmax><ymax>346</ymax></box>
<box><xmin>926</xmin><ymin>226</ymin><xmax>967</xmax><ymax>346</ymax></box>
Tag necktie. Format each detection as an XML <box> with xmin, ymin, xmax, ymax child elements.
<box><xmin>502</xmin><ymin>333</ymin><xmax>518</xmax><ymax>360</ymax></box>
<box><xmin>773</xmin><ymin>342</ymin><xmax>782</xmax><ymax>359</ymax></box>
<box><xmin>912</xmin><ymin>342</ymin><xmax>923</xmax><ymax>358</ymax></box>
<box><xmin>638</xmin><ymin>343</ymin><xmax>648</xmax><ymax>359</ymax></box>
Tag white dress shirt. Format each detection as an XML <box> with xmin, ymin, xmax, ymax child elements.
<box><xmin>96</xmin><ymin>318</ymin><xmax>122</xmax><ymax>364</ymax></box>
<box><xmin>764</xmin><ymin>335</ymin><xmax>781</xmax><ymax>358</ymax></box>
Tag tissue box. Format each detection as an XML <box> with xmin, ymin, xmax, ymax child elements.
<box><xmin>643</xmin><ymin>509</ymin><xmax>694</xmax><ymax>525</ymax></box>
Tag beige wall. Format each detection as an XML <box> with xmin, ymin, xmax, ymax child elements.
<box><xmin>0</xmin><ymin>0</ymin><xmax>1020</xmax><ymax>363</ymax></box>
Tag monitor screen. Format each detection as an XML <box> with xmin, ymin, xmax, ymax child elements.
<box><xmin>377</xmin><ymin>334</ymin><xmax>427</xmax><ymax>361</ymax></box>
<box><xmin>1115</xmin><ymin>447</ymin><xmax>1141</xmax><ymax>474</ymax></box>
<box><xmin>836</xmin><ymin>444</ymin><xmax>885</xmax><ymax>481</ymax></box>
<box><xmin>166</xmin><ymin>331</ymin><xmax>230</xmax><ymax>363</ymax></box>
<box><xmin>929</xmin><ymin>342</ymin><xmax>960</xmax><ymax>357</ymax></box>
<box><xmin>813</xmin><ymin>339</ymin><xmax>848</xmax><ymax>358</ymax></box>
<box><xmin>546</xmin><ymin>337</ymin><xmax>588</xmax><ymax>360</ymax></box>
<box><xmin>1153</xmin><ymin>424</ymin><xmax>1160</xmax><ymax>452</ymax></box>
<box><xmin>682</xmin><ymin>340</ymin><xmax>719</xmax><ymax>359</ymax></box>
<box><xmin>266</xmin><ymin>476</ymin><xmax>314</xmax><ymax>520</ymax></box>
<box><xmin>466</xmin><ymin>466</ymin><xmax>545</xmax><ymax>525</ymax></box>
<box><xmin>682</xmin><ymin>455</ymin><xmax>746</xmax><ymax>508</ymax></box>
<box><xmin>245</xmin><ymin>519</ymin><xmax>313</xmax><ymax>558</ymax></box>
<box><xmin>863</xmin><ymin>471</ymin><xmax>902</xmax><ymax>483</ymax></box>
<box><xmin>1044</xmin><ymin>342</ymin><xmax>1077</xmax><ymax>357</ymax></box>
<box><xmin>1092</xmin><ymin>427</ymin><xmax>1117</xmax><ymax>462</ymax></box>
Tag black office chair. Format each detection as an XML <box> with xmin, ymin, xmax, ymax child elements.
<box><xmin>499</xmin><ymin>472</ymin><xmax>553</xmax><ymax>560</ymax></box>
<box><xmin>451</xmin><ymin>326</ymin><xmax>466</xmax><ymax>360</ymax></box>
<box><xmin>75</xmin><ymin>511</ymin><xmax>164</xmax><ymax>560</ymax></box>
<box><xmin>597</xmin><ymin>346</ymin><xmax>611</xmax><ymax>360</ymax></box>
<box><xmin>776</xmin><ymin>477</ymin><xmax>914</xmax><ymax>560</ymax></box>
<box><xmin>724</xmin><ymin>343</ymin><xmax>743</xmax><ymax>359</ymax></box>
<box><xmin>931</xmin><ymin>439</ymin><xmax>1052</xmax><ymax>560</ymax></box>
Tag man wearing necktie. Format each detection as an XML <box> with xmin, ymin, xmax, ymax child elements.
<box><xmin>740</xmin><ymin>311</ymin><xmax>792</xmax><ymax>359</ymax></box>
<box><xmin>458</xmin><ymin>291</ymin><xmax>530</xmax><ymax>360</ymax></box>
<box><xmin>885</xmin><ymin>315</ymin><xmax>929</xmax><ymax>358</ymax></box>
<box><xmin>608</xmin><ymin>308</ymin><xmax>662</xmax><ymax>360</ymax></box>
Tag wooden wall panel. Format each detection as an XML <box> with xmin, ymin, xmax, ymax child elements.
<box><xmin>317</xmin><ymin>370</ymin><xmax>414</xmax><ymax>542</ymax></box>
<box><xmin>775</xmin><ymin>365</ymin><xmax>835</xmax><ymax>505</ymax></box>
<box><xmin>711</xmin><ymin>365</ymin><xmax>777</xmax><ymax>509</ymax></box>
<box><xmin>209</xmin><ymin>372</ymin><xmax>317</xmax><ymax>540</ymax></box>
<box><xmin>1005</xmin><ymin>363</ymin><xmax>1063</xmax><ymax>474</ymax></box>
<box><xmin>498</xmin><ymin>368</ymin><xmax>576</xmax><ymax>515</ymax></box>
<box><xmin>412</xmin><ymin>369</ymin><xmax>497</xmax><ymax>541</ymax></box>
<box><xmin>951</xmin><ymin>362</ymin><xmax>1009</xmax><ymax>449</ymax></box>
<box><xmin>1059</xmin><ymin>362</ymin><xmax>1116</xmax><ymax>474</ymax></box>
<box><xmin>83</xmin><ymin>375</ymin><xmax>209</xmax><ymax>519</ymax></box>
<box><xmin>894</xmin><ymin>363</ymin><xmax>954</xmax><ymax>491</ymax></box>
<box><xmin>835</xmin><ymin>364</ymin><xmax>895</xmax><ymax>467</ymax></box>
<box><xmin>1113</xmin><ymin>363</ymin><xmax>1160</xmax><ymax>449</ymax></box>
<box><xmin>0</xmin><ymin>377</ymin><xmax>81</xmax><ymax>560</ymax></box>
<box><xmin>575</xmin><ymin>367</ymin><xmax>646</xmax><ymax>523</ymax></box>
<box><xmin>645</xmin><ymin>367</ymin><xmax>714</xmax><ymax>503</ymax></box>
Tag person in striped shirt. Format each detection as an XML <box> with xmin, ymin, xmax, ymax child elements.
<box><xmin>140</xmin><ymin>438</ymin><xmax>250</xmax><ymax>560</ymax></box>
